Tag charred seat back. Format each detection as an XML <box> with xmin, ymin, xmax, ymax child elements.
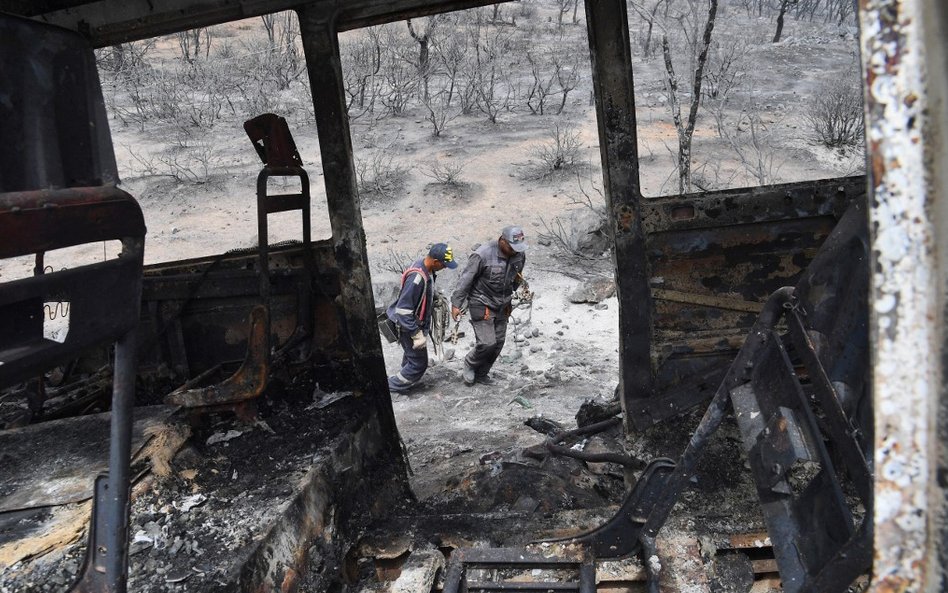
<box><xmin>0</xmin><ymin>14</ymin><xmax>145</xmax><ymax>593</ymax></box>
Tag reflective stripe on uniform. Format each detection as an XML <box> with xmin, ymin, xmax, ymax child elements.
<box><xmin>395</xmin><ymin>308</ymin><xmax>414</xmax><ymax>315</ymax></box>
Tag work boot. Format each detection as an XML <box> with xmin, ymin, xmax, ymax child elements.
<box><xmin>388</xmin><ymin>374</ymin><xmax>417</xmax><ymax>393</ymax></box>
<box><xmin>462</xmin><ymin>364</ymin><xmax>476</xmax><ymax>386</ymax></box>
<box><xmin>475</xmin><ymin>374</ymin><xmax>497</xmax><ymax>386</ymax></box>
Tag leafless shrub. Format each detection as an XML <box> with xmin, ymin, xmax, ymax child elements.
<box><xmin>122</xmin><ymin>144</ymin><xmax>161</xmax><ymax>177</ymax></box>
<box><xmin>532</xmin><ymin>123</ymin><xmax>584</xmax><ymax>177</ymax></box>
<box><xmin>176</xmin><ymin>28</ymin><xmax>212</xmax><ymax>62</ymax></box>
<box><xmin>686</xmin><ymin>156</ymin><xmax>739</xmax><ymax>191</ymax></box>
<box><xmin>376</xmin><ymin>243</ymin><xmax>416</xmax><ymax>274</ymax></box>
<box><xmin>524</xmin><ymin>51</ymin><xmax>557</xmax><ymax>115</ymax></box>
<box><xmin>432</xmin><ymin>31</ymin><xmax>471</xmax><ymax>111</ymax></box>
<box><xmin>375</xmin><ymin>25</ymin><xmax>419</xmax><ymax>117</ymax></box>
<box><xmin>96</xmin><ymin>39</ymin><xmax>156</xmax><ymax>74</ymax></box>
<box><xmin>260</xmin><ymin>14</ymin><xmax>279</xmax><ymax>45</ymax></box>
<box><xmin>539</xmin><ymin>175</ymin><xmax>611</xmax><ymax>261</ymax></box>
<box><xmin>355</xmin><ymin>148</ymin><xmax>408</xmax><ymax>199</ymax></box>
<box><xmin>826</xmin><ymin>0</ymin><xmax>856</xmax><ymax>26</ymax></box>
<box><xmin>265</xmin><ymin>13</ymin><xmax>306</xmax><ymax>91</ymax></box>
<box><xmin>518</xmin><ymin>1</ymin><xmax>538</xmax><ymax>19</ymax></box>
<box><xmin>806</xmin><ymin>78</ymin><xmax>864</xmax><ymax>148</ymax></box>
<box><xmin>552</xmin><ymin>48</ymin><xmax>582</xmax><ymax>114</ymax></box>
<box><xmin>421</xmin><ymin>159</ymin><xmax>467</xmax><ymax>186</ymax></box>
<box><xmin>472</xmin><ymin>25</ymin><xmax>516</xmax><ymax>123</ymax></box>
<box><xmin>522</xmin><ymin>37</ymin><xmax>583</xmax><ymax>116</ymax></box>
<box><xmin>99</xmin><ymin>43</ymin><xmax>157</xmax><ymax>131</ymax></box>
<box><xmin>702</xmin><ymin>37</ymin><xmax>747</xmax><ymax>137</ymax></box>
<box><xmin>231</xmin><ymin>40</ymin><xmax>285</xmax><ymax>115</ymax></box>
<box><xmin>156</xmin><ymin>139</ymin><xmax>226</xmax><ymax>187</ymax></box>
<box><xmin>422</xmin><ymin>86</ymin><xmax>461</xmax><ymax>137</ymax></box>
<box><xmin>539</xmin><ymin>216</ymin><xmax>586</xmax><ymax>259</ymax></box>
<box><xmin>122</xmin><ymin>139</ymin><xmax>224</xmax><ymax>187</ymax></box>
<box><xmin>721</xmin><ymin>111</ymin><xmax>785</xmax><ymax>185</ymax></box>
<box><xmin>236</xmin><ymin>17</ymin><xmax>306</xmax><ymax>95</ymax></box>
<box><xmin>554</xmin><ymin>0</ymin><xmax>574</xmax><ymax>27</ymax></box>
<box><xmin>455</xmin><ymin>49</ymin><xmax>481</xmax><ymax>115</ymax></box>
<box><xmin>628</xmin><ymin>0</ymin><xmax>668</xmax><ymax>58</ymax></box>
<box><xmin>341</xmin><ymin>27</ymin><xmax>383</xmax><ymax>118</ymax></box>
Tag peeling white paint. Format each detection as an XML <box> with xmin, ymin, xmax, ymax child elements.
<box><xmin>861</xmin><ymin>0</ymin><xmax>943</xmax><ymax>591</ymax></box>
<box><xmin>876</xmin><ymin>489</ymin><xmax>903</xmax><ymax>523</ymax></box>
<box><xmin>874</xmin><ymin>293</ymin><xmax>896</xmax><ymax>314</ymax></box>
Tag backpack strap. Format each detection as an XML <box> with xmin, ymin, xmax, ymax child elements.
<box><xmin>400</xmin><ymin>266</ymin><xmax>430</xmax><ymax>321</ymax></box>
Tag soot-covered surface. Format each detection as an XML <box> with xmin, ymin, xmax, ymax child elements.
<box><xmin>1</xmin><ymin>378</ymin><xmax>391</xmax><ymax>593</ymax></box>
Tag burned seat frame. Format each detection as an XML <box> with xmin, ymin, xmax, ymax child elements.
<box><xmin>556</xmin><ymin>203</ymin><xmax>873</xmax><ymax>593</ymax></box>
<box><xmin>0</xmin><ymin>187</ymin><xmax>145</xmax><ymax>593</ymax></box>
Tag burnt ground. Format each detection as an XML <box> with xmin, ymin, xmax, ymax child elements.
<box><xmin>0</xmin><ymin>374</ymin><xmax>407</xmax><ymax>593</ymax></box>
<box><xmin>1</xmin><ymin>356</ymin><xmax>769</xmax><ymax>593</ymax></box>
<box><xmin>1</xmin><ymin>246</ymin><xmax>771</xmax><ymax>593</ymax></box>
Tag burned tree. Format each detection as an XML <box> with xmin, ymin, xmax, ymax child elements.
<box><xmin>176</xmin><ymin>27</ymin><xmax>210</xmax><ymax>61</ymax></box>
<box><xmin>661</xmin><ymin>0</ymin><xmax>719</xmax><ymax>193</ymax></box>
<box><xmin>773</xmin><ymin>0</ymin><xmax>799</xmax><ymax>43</ymax></box>
<box><xmin>407</xmin><ymin>15</ymin><xmax>444</xmax><ymax>101</ymax></box>
<box><xmin>341</xmin><ymin>28</ymin><xmax>383</xmax><ymax>116</ymax></box>
<box><xmin>629</xmin><ymin>0</ymin><xmax>668</xmax><ymax>58</ymax></box>
<box><xmin>472</xmin><ymin>24</ymin><xmax>515</xmax><ymax>123</ymax></box>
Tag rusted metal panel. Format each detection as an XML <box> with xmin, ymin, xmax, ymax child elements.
<box><xmin>134</xmin><ymin>241</ymin><xmax>343</xmax><ymax>384</ymax></box>
<box><xmin>641</xmin><ymin>178</ymin><xmax>858</xmax><ymax>232</ymax></box>
<box><xmin>859</xmin><ymin>1</ymin><xmax>948</xmax><ymax>592</ymax></box>
<box><xmin>644</xmin><ymin>177</ymin><xmax>862</xmax><ymax>395</ymax></box>
<box><xmin>0</xmin><ymin>187</ymin><xmax>144</xmax><ymax>259</ymax></box>
<box><xmin>165</xmin><ymin>306</ymin><xmax>269</xmax><ymax>408</ymax></box>
<box><xmin>585</xmin><ymin>0</ymin><xmax>654</xmax><ymax>426</ymax></box>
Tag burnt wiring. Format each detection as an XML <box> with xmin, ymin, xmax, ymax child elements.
<box><xmin>41</xmin><ymin>266</ymin><xmax>71</xmax><ymax>320</ymax></box>
<box><xmin>545</xmin><ymin>416</ymin><xmax>644</xmax><ymax>468</ymax></box>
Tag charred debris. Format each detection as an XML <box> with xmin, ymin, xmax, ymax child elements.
<box><xmin>0</xmin><ymin>1</ymin><xmax>944</xmax><ymax>592</ymax></box>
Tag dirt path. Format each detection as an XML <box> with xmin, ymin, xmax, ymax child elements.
<box><xmin>384</xmin><ymin>268</ymin><xmax>620</xmax><ymax>500</ymax></box>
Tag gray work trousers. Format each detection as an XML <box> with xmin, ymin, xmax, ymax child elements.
<box><xmin>465</xmin><ymin>313</ymin><xmax>509</xmax><ymax>377</ymax></box>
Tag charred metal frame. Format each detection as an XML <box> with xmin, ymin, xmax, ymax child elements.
<box><xmin>1</xmin><ymin>0</ymin><xmax>947</xmax><ymax>590</ymax></box>
<box><xmin>165</xmin><ymin>305</ymin><xmax>269</xmax><ymax>408</ymax></box>
<box><xmin>556</xmin><ymin>201</ymin><xmax>874</xmax><ymax>593</ymax></box>
<box><xmin>245</xmin><ymin>113</ymin><xmax>315</xmax><ymax>345</ymax></box>
<box><xmin>0</xmin><ymin>188</ymin><xmax>145</xmax><ymax>593</ymax></box>
<box><xmin>635</xmin><ymin>177</ymin><xmax>861</xmax><ymax>429</ymax></box>
<box><xmin>442</xmin><ymin>548</ymin><xmax>596</xmax><ymax>593</ymax></box>
<box><xmin>858</xmin><ymin>1</ymin><xmax>948</xmax><ymax>591</ymax></box>
<box><xmin>584</xmin><ymin>0</ymin><xmax>654</xmax><ymax>421</ymax></box>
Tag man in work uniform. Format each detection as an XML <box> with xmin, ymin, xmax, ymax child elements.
<box><xmin>451</xmin><ymin>225</ymin><xmax>527</xmax><ymax>386</ymax></box>
<box><xmin>387</xmin><ymin>243</ymin><xmax>458</xmax><ymax>393</ymax></box>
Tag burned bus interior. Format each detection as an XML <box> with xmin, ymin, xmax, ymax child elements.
<box><xmin>1</xmin><ymin>1</ymin><xmax>946</xmax><ymax>593</ymax></box>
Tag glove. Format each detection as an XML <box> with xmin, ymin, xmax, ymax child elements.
<box><xmin>411</xmin><ymin>330</ymin><xmax>427</xmax><ymax>350</ymax></box>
